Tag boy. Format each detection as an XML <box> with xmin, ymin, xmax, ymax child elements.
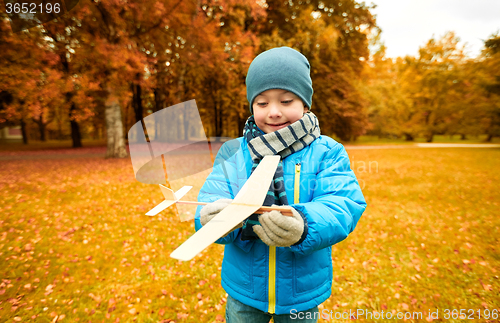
<box><xmin>194</xmin><ymin>47</ymin><xmax>367</xmax><ymax>323</ymax></box>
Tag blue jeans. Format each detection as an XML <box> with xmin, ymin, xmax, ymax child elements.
<box><xmin>225</xmin><ymin>295</ymin><xmax>319</xmax><ymax>323</ymax></box>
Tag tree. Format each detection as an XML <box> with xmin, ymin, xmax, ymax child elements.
<box><xmin>0</xmin><ymin>17</ymin><xmax>63</xmax><ymax>143</ymax></box>
<box><xmin>402</xmin><ymin>32</ymin><xmax>468</xmax><ymax>142</ymax></box>
<box><xmin>360</xmin><ymin>31</ymin><xmax>496</xmax><ymax>142</ymax></box>
<box><xmin>479</xmin><ymin>35</ymin><xmax>500</xmax><ymax>141</ymax></box>
<box><xmin>41</xmin><ymin>0</ymin><xmax>198</xmax><ymax>156</ymax></box>
<box><xmin>42</xmin><ymin>22</ymin><xmax>97</xmax><ymax>148</ymax></box>
<box><xmin>2</xmin><ymin>0</ymin><xmax>380</xmax><ymax>147</ymax></box>
<box><xmin>254</xmin><ymin>0</ymin><xmax>376</xmax><ymax>141</ymax></box>
<box><xmin>358</xmin><ymin>35</ymin><xmax>418</xmax><ymax>140</ymax></box>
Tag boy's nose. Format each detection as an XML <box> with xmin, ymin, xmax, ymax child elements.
<box><xmin>268</xmin><ymin>103</ymin><xmax>282</xmax><ymax>118</ymax></box>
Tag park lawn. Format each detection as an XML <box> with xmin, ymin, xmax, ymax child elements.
<box><xmin>0</xmin><ymin>139</ymin><xmax>108</xmax><ymax>152</ymax></box>
<box><xmin>335</xmin><ymin>134</ymin><xmax>500</xmax><ymax>145</ymax></box>
<box><xmin>0</xmin><ymin>147</ymin><xmax>499</xmax><ymax>322</ymax></box>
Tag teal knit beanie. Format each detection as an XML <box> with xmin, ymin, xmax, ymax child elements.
<box><xmin>246</xmin><ymin>47</ymin><xmax>313</xmax><ymax>114</ymax></box>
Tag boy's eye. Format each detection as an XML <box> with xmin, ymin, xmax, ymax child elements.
<box><xmin>281</xmin><ymin>100</ymin><xmax>293</xmax><ymax>104</ymax></box>
<box><xmin>256</xmin><ymin>102</ymin><xmax>267</xmax><ymax>106</ymax></box>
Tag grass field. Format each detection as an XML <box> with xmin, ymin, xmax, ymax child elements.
<box><xmin>1</xmin><ymin>146</ymin><xmax>499</xmax><ymax>322</ymax></box>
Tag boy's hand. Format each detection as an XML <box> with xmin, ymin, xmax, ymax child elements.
<box><xmin>200</xmin><ymin>199</ymin><xmax>242</xmax><ymax>236</ymax></box>
<box><xmin>200</xmin><ymin>199</ymin><xmax>232</xmax><ymax>225</ymax></box>
<box><xmin>253</xmin><ymin>207</ymin><xmax>304</xmax><ymax>247</ymax></box>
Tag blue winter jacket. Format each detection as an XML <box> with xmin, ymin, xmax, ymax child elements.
<box><xmin>194</xmin><ymin>135</ymin><xmax>366</xmax><ymax>315</ymax></box>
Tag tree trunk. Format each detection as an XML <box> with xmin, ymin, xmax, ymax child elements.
<box><xmin>213</xmin><ymin>92</ymin><xmax>224</xmax><ymax>138</ymax></box>
<box><xmin>183</xmin><ymin>103</ymin><xmax>189</xmax><ymax>141</ymax></box>
<box><xmin>154</xmin><ymin>59</ymin><xmax>168</xmax><ymax>142</ymax></box>
<box><xmin>69</xmin><ymin>102</ymin><xmax>82</xmax><ymax>148</ymax></box>
<box><xmin>177</xmin><ymin>66</ymin><xmax>186</xmax><ymax>141</ymax></box>
<box><xmin>92</xmin><ymin>119</ymin><xmax>100</xmax><ymax>140</ymax></box>
<box><xmin>35</xmin><ymin>114</ymin><xmax>46</xmax><ymax>141</ymax></box>
<box><xmin>57</xmin><ymin>112</ymin><xmax>64</xmax><ymax>139</ymax></box>
<box><xmin>426</xmin><ymin>133</ymin><xmax>434</xmax><ymax>142</ymax></box>
<box><xmin>130</xmin><ymin>81</ymin><xmax>147</xmax><ymax>142</ymax></box>
<box><xmin>133</xmin><ymin>81</ymin><xmax>143</xmax><ymax>123</ymax></box>
<box><xmin>153</xmin><ymin>88</ymin><xmax>163</xmax><ymax>140</ymax></box>
<box><xmin>486</xmin><ymin>134</ymin><xmax>493</xmax><ymax>142</ymax></box>
<box><xmin>460</xmin><ymin>134</ymin><xmax>467</xmax><ymax>140</ymax></box>
<box><xmin>20</xmin><ymin>118</ymin><xmax>28</xmax><ymax>144</ymax></box>
<box><xmin>124</xmin><ymin>101</ymin><xmax>130</xmax><ymax>141</ymax></box>
<box><xmin>154</xmin><ymin>67</ymin><xmax>167</xmax><ymax>114</ymax></box>
<box><xmin>154</xmin><ymin>60</ymin><xmax>167</xmax><ymax>110</ymax></box>
<box><xmin>105</xmin><ymin>87</ymin><xmax>127</xmax><ymax>158</ymax></box>
<box><xmin>154</xmin><ymin>87</ymin><xmax>166</xmax><ymax>111</ymax></box>
<box><xmin>214</xmin><ymin>103</ymin><xmax>219</xmax><ymax>138</ymax></box>
<box><xmin>216</xmin><ymin>97</ymin><xmax>223</xmax><ymax>138</ymax></box>
<box><xmin>404</xmin><ymin>133</ymin><xmax>414</xmax><ymax>141</ymax></box>
<box><xmin>237</xmin><ymin>112</ymin><xmax>246</xmax><ymax>137</ymax></box>
<box><xmin>59</xmin><ymin>48</ymin><xmax>82</xmax><ymax>146</ymax></box>
<box><xmin>334</xmin><ymin>115</ymin><xmax>352</xmax><ymax>142</ymax></box>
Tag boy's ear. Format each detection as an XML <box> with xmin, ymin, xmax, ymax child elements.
<box><xmin>303</xmin><ymin>105</ymin><xmax>309</xmax><ymax>113</ymax></box>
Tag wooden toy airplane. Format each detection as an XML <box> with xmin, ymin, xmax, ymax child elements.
<box><xmin>146</xmin><ymin>155</ymin><xmax>293</xmax><ymax>261</ymax></box>
<box><xmin>146</xmin><ymin>184</ymin><xmax>294</xmax><ymax>217</ymax></box>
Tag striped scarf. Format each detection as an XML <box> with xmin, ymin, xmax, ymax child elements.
<box><xmin>240</xmin><ymin>111</ymin><xmax>320</xmax><ymax>240</ymax></box>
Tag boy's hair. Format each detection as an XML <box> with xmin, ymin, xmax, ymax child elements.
<box><xmin>245</xmin><ymin>47</ymin><xmax>313</xmax><ymax>114</ymax></box>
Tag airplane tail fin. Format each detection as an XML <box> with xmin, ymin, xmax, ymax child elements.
<box><xmin>146</xmin><ymin>185</ymin><xmax>193</xmax><ymax>216</ymax></box>
<box><xmin>159</xmin><ymin>184</ymin><xmax>176</xmax><ymax>200</ymax></box>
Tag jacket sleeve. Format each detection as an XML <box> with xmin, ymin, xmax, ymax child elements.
<box><xmin>289</xmin><ymin>143</ymin><xmax>367</xmax><ymax>256</ymax></box>
<box><xmin>194</xmin><ymin>140</ymin><xmax>242</xmax><ymax>245</ymax></box>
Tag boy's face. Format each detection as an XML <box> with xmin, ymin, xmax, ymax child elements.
<box><xmin>253</xmin><ymin>89</ymin><xmax>309</xmax><ymax>134</ymax></box>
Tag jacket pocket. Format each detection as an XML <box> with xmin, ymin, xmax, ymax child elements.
<box><xmin>222</xmin><ymin>243</ymin><xmax>254</xmax><ymax>293</ymax></box>
<box><xmin>292</xmin><ymin>248</ymin><xmax>331</xmax><ymax>295</ymax></box>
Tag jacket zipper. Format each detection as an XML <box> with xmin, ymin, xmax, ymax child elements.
<box><xmin>294</xmin><ymin>163</ymin><xmax>301</xmax><ymax>204</ymax></box>
<box><xmin>268</xmin><ymin>246</ymin><xmax>276</xmax><ymax>314</ymax></box>
<box><xmin>268</xmin><ymin>162</ymin><xmax>301</xmax><ymax>314</ymax></box>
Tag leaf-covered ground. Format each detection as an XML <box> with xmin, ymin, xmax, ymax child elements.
<box><xmin>1</xmin><ymin>147</ymin><xmax>499</xmax><ymax>322</ymax></box>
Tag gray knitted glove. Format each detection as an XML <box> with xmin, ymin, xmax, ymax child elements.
<box><xmin>253</xmin><ymin>207</ymin><xmax>304</xmax><ymax>247</ymax></box>
<box><xmin>200</xmin><ymin>199</ymin><xmax>242</xmax><ymax>236</ymax></box>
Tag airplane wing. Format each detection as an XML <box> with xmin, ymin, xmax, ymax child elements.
<box><xmin>170</xmin><ymin>155</ymin><xmax>281</xmax><ymax>261</ymax></box>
